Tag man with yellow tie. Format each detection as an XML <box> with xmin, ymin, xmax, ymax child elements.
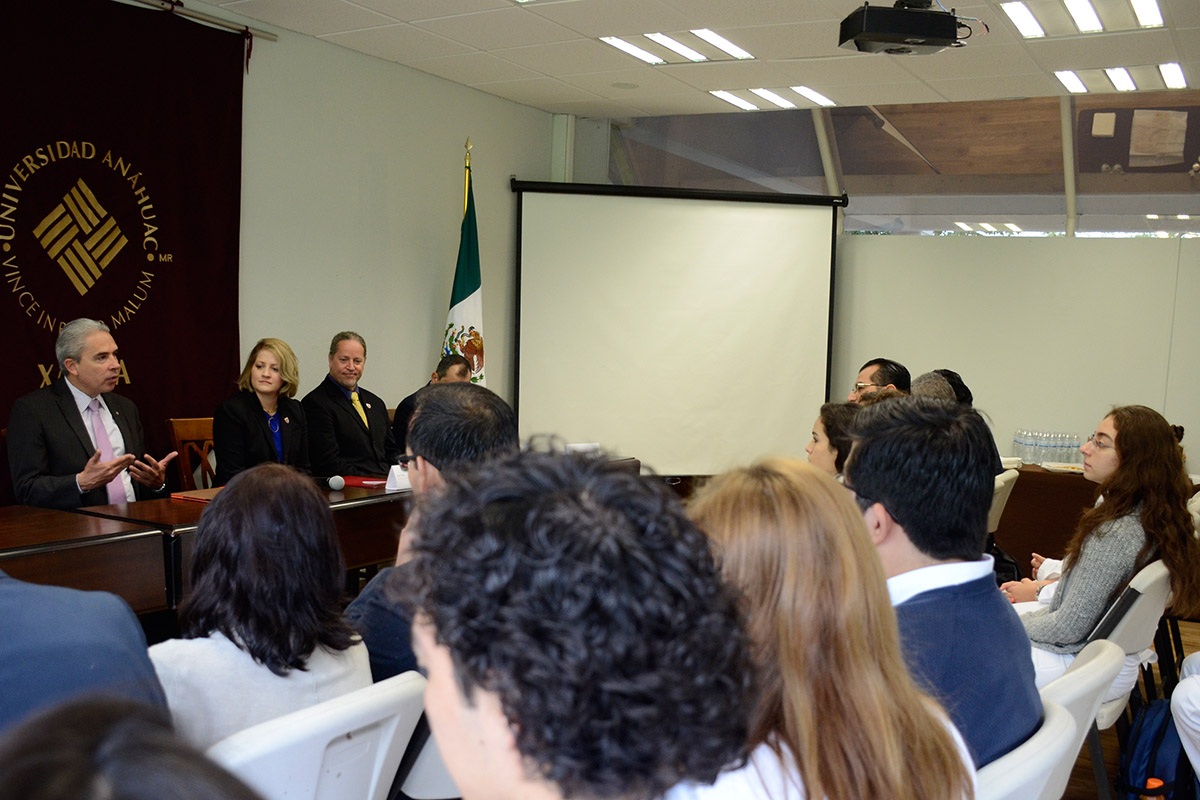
<box><xmin>302</xmin><ymin>331</ymin><xmax>399</xmax><ymax>478</ymax></box>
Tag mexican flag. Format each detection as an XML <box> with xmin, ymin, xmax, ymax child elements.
<box><xmin>442</xmin><ymin>163</ymin><xmax>485</xmax><ymax>385</ymax></box>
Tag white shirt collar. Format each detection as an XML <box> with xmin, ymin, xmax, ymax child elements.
<box><xmin>887</xmin><ymin>555</ymin><xmax>995</xmax><ymax>607</ymax></box>
<box><xmin>65</xmin><ymin>378</ymin><xmax>103</xmax><ymax>415</ymax></box>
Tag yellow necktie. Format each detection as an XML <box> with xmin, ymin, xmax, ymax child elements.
<box><xmin>351</xmin><ymin>391</ymin><xmax>369</xmax><ymax>428</ymax></box>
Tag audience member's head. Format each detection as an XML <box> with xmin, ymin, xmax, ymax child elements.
<box><xmin>806</xmin><ymin>402</ymin><xmax>860</xmax><ymax>477</ymax></box>
<box><xmin>845</xmin><ymin>396</ymin><xmax>996</xmax><ymax>571</ymax></box>
<box><xmin>0</xmin><ymin>698</ymin><xmax>262</xmax><ymax>800</ymax></box>
<box><xmin>933</xmin><ymin>368</ymin><xmax>973</xmax><ymax>405</ymax></box>
<box><xmin>432</xmin><ymin>354</ymin><xmax>472</xmax><ymax>383</ymax></box>
<box><xmin>856</xmin><ymin>386</ymin><xmax>906</xmax><ymax>407</ymax></box>
<box><xmin>687</xmin><ymin>459</ymin><xmax>972</xmax><ymax>800</ymax></box>
<box><xmin>910</xmin><ymin>372</ymin><xmax>957</xmax><ymax>402</ymax></box>
<box><xmin>400</xmin><ymin>449</ymin><xmax>751</xmax><ymax>800</ymax></box>
<box><xmin>180</xmin><ymin>464</ymin><xmax>356</xmax><ymax>675</ymax></box>
<box><xmin>404</xmin><ymin>382</ymin><xmax>519</xmax><ymax>494</ymax></box>
<box><xmin>848</xmin><ymin>357</ymin><xmax>910</xmax><ymax>402</ymax></box>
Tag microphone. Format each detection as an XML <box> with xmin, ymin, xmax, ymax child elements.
<box><xmin>311</xmin><ymin>475</ymin><xmax>346</xmax><ymax>490</ymax></box>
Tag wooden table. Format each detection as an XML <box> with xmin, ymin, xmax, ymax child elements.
<box><xmin>75</xmin><ymin>486</ymin><xmax>411</xmax><ymax>607</ymax></box>
<box><xmin>993</xmin><ymin>465</ymin><xmax>1099</xmax><ymax>577</ymax></box>
<box><xmin>0</xmin><ymin>506</ymin><xmax>167</xmax><ymax>613</ymax></box>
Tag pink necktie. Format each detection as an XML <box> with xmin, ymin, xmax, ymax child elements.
<box><xmin>89</xmin><ymin>398</ymin><xmax>127</xmax><ymax>504</ymax></box>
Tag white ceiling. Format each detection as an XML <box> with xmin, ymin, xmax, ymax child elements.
<box><xmin>218</xmin><ymin>0</ymin><xmax>1200</xmax><ymax>117</ymax></box>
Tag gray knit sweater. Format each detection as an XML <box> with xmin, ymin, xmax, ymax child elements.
<box><xmin>1022</xmin><ymin>509</ymin><xmax>1146</xmax><ymax>655</ymax></box>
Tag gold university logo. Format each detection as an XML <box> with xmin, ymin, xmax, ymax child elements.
<box><xmin>34</xmin><ymin>178</ymin><xmax>128</xmax><ymax>296</ymax></box>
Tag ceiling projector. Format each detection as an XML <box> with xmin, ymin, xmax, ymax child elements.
<box><xmin>839</xmin><ymin>1</ymin><xmax>962</xmax><ymax>55</ymax></box>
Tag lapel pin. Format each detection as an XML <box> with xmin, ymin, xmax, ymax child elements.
<box><xmin>284</xmin><ymin>417</ymin><xmax>290</xmax><ymax>424</ymax></box>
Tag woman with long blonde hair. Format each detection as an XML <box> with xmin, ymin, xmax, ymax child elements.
<box><xmin>668</xmin><ymin>459</ymin><xmax>974</xmax><ymax>800</ymax></box>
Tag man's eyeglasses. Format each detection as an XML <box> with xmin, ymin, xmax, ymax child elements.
<box><xmin>854</xmin><ymin>382</ymin><xmax>883</xmax><ymax>392</ymax></box>
<box><xmin>398</xmin><ymin>454</ymin><xmax>419</xmax><ymax>471</ymax></box>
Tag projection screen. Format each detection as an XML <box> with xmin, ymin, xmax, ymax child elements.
<box><xmin>514</xmin><ymin>182</ymin><xmax>841</xmax><ymax>476</ymax></box>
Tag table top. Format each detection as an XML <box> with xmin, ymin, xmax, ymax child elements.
<box><xmin>0</xmin><ymin>505</ymin><xmax>158</xmax><ymax>552</ymax></box>
<box><xmin>73</xmin><ymin>486</ymin><xmax>412</xmax><ymax>532</ymax></box>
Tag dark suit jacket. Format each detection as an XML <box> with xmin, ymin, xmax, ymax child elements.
<box><xmin>391</xmin><ymin>384</ymin><xmax>426</xmax><ymax>454</ymax></box>
<box><xmin>7</xmin><ymin>379</ymin><xmax>163</xmax><ymax>509</ymax></box>
<box><xmin>213</xmin><ymin>391</ymin><xmax>310</xmax><ymax>486</ymax></box>
<box><xmin>0</xmin><ymin>569</ymin><xmax>167</xmax><ymax>737</ymax></box>
<box><xmin>302</xmin><ymin>376</ymin><xmax>399</xmax><ymax>478</ymax></box>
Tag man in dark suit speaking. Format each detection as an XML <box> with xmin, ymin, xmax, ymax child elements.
<box><xmin>302</xmin><ymin>331</ymin><xmax>399</xmax><ymax>478</ymax></box>
<box><xmin>8</xmin><ymin>318</ymin><xmax>175</xmax><ymax>510</ymax></box>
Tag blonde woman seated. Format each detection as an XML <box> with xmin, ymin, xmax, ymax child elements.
<box><xmin>214</xmin><ymin>337</ymin><xmax>309</xmax><ymax>486</ymax></box>
<box><xmin>668</xmin><ymin>459</ymin><xmax>975</xmax><ymax>800</ymax></box>
<box><xmin>149</xmin><ymin>464</ymin><xmax>371</xmax><ymax>748</ymax></box>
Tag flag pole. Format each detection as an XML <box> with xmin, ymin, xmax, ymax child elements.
<box><xmin>463</xmin><ymin>138</ymin><xmax>472</xmax><ymax>215</ymax></box>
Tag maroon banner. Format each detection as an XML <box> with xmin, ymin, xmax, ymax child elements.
<box><xmin>1</xmin><ymin>0</ymin><xmax>244</xmax><ymax>503</ymax></box>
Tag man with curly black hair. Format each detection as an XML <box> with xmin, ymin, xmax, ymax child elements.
<box><xmin>399</xmin><ymin>449</ymin><xmax>753</xmax><ymax>800</ymax></box>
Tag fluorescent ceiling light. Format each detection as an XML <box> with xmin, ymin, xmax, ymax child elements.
<box><xmin>710</xmin><ymin>91</ymin><xmax>758</xmax><ymax>111</ymax></box>
<box><xmin>644</xmin><ymin>33</ymin><xmax>707</xmax><ymax>62</ymax></box>
<box><xmin>1000</xmin><ymin>2</ymin><xmax>1045</xmax><ymax>37</ymax></box>
<box><xmin>954</xmin><ymin>222</ymin><xmax>973</xmax><ymax>231</ymax></box>
<box><xmin>600</xmin><ymin>37</ymin><xmax>665</xmax><ymax>65</ymax></box>
<box><xmin>1005</xmin><ymin>223</ymin><xmax>1022</xmax><ymax>232</ymax></box>
<box><xmin>750</xmin><ymin>89</ymin><xmax>796</xmax><ymax>109</ymax></box>
<box><xmin>1106</xmin><ymin>67</ymin><xmax>1136</xmax><ymax>91</ymax></box>
<box><xmin>979</xmin><ymin>223</ymin><xmax>997</xmax><ymax>232</ymax></box>
<box><xmin>1129</xmin><ymin>0</ymin><xmax>1163</xmax><ymax>27</ymax></box>
<box><xmin>1179</xmin><ymin>215</ymin><xmax>1192</xmax><ymax>220</ymax></box>
<box><xmin>1146</xmin><ymin>214</ymin><xmax>1159</xmax><ymax>219</ymax></box>
<box><xmin>1055</xmin><ymin>71</ymin><xmax>1088</xmax><ymax>93</ymax></box>
<box><xmin>790</xmin><ymin>85</ymin><xmax>837</xmax><ymax>107</ymax></box>
<box><xmin>691</xmin><ymin>29</ymin><xmax>753</xmax><ymax>59</ymax></box>
<box><xmin>1064</xmin><ymin>0</ymin><xmax>1104</xmax><ymax>32</ymax></box>
<box><xmin>1160</xmin><ymin>63</ymin><xmax>1187</xmax><ymax>89</ymax></box>
<box><xmin>1156</xmin><ymin>231</ymin><xmax>1170</xmax><ymax>238</ymax></box>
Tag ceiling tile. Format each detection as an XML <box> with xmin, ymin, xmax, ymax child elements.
<box><xmin>413</xmin><ymin>8</ymin><xmax>581</xmax><ymax>50</ymax></box>
<box><xmin>900</xmin><ymin>42</ymin><xmax>1045</xmax><ymax>79</ymax></box>
<box><xmin>1162</xmin><ymin>0</ymin><xmax>1200</xmax><ymax>28</ymax></box>
<box><xmin>832</xmin><ymin>82</ymin><xmax>951</xmax><ymax>105</ymax></box>
<box><xmin>627</xmin><ymin>93</ymin><xmax>759</xmax><ymax>115</ymax></box>
<box><xmin>1024</xmin><ymin>29</ymin><xmax>1177</xmax><ymax>70</ymax></box>
<box><xmin>470</xmin><ymin>76</ymin><xmax>605</xmax><ymax>105</ymax></box>
<box><xmin>351</xmin><ymin>0</ymin><xmax>509</xmax><ymax>22</ymax></box>
<box><xmin>321</xmin><ymin>23</ymin><xmax>476</xmax><ymax>62</ymax></box>
<box><xmin>222</xmin><ymin>0</ymin><xmax>396</xmax><ymax>36</ymax></box>
<box><xmin>658</xmin><ymin>60</ymin><xmax>799</xmax><ymax>91</ymax></box>
<box><xmin>491</xmin><ymin>39</ymin><xmax>637</xmax><ymax>75</ymax></box>
<box><xmin>524</xmin><ymin>0</ymin><xmax>693</xmax><ymax>38</ymax></box>
<box><xmin>562</xmin><ymin>68</ymin><xmax>698</xmax><ymax>98</ymax></box>
<box><xmin>723</xmin><ymin>21</ymin><xmax>847</xmax><ymax>60</ymax></box>
<box><xmin>927</xmin><ymin>73</ymin><xmax>1065</xmax><ymax>100</ymax></box>
<box><xmin>657</xmin><ymin>0</ymin><xmax>840</xmax><ymax>27</ymax></box>
<box><xmin>406</xmin><ymin>51</ymin><xmax>541</xmax><ymax>84</ymax></box>
<box><xmin>771</xmin><ymin>55</ymin><xmax>923</xmax><ymax>87</ymax></box>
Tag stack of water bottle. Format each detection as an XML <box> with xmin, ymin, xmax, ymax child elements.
<box><xmin>1011</xmin><ymin>430</ymin><xmax>1083</xmax><ymax>465</ymax></box>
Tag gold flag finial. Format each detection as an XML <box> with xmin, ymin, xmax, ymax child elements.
<box><xmin>465</xmin><ymin>138</ymin><xmax>472</xmax><ymax>168</ymax></box>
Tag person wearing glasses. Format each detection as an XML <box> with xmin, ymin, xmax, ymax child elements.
<box><xmin>847</xmin><ymin>356</ymin><xmax>910</xmax><ymax>403</ymax></box>
<box><xmin>1001</xmin><ymin>406</ymin><xmax>1199</xmax><ymax>697</ymax></box>
<box><xmin>844</xmin><ymin>396</ymin><xmax>1040</xmax><ymax>768</ymax></box>
<box><xmin>344</xmin><ymin>382</ymin><xmax>518</xmax><ymax>682</ymax></box>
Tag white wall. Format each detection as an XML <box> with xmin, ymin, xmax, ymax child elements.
<box><xmin>191</xmin><ymin>2</ymin><xmax>553</xmax><ymax>407</ymax></box>
<box><xmin>832</xmin><ymin>236</ymin><xmax>1198</xmax><ymax>459</ymax></box>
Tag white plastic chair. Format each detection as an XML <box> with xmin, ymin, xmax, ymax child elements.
<box><xmin>987</xmin><ymin>469</ymin><xmax>1020</xmax><ymax>534</ymax></box>
<box><xmin>1038</xmin><ymin>639</ymin><xmax>1126</xmax><ymax>800</ymax></box>
<box><xmin>207</xmin><ymin>671</ymin><xmax>427</xmax><ymax>800</ymax></box>
<box><xmin>1083</xmin><ymin>560</ymin><xmax>1172</xmax><ymax>800</ymax></box>
<box><xmin>976</xmin><ymin>700</ymin><xmax>1076</xmax><ymax>800</ymax></box>
<box><xmin>395</xmin><ymin>728</ymin><xmax>461</xmax><ymax>800</ymax></box>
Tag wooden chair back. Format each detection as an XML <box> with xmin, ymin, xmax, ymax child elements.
<box><xmin>168</xmin><ymin>417</ymin><xmax>216</xmax><ymax>491</ymax></box>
